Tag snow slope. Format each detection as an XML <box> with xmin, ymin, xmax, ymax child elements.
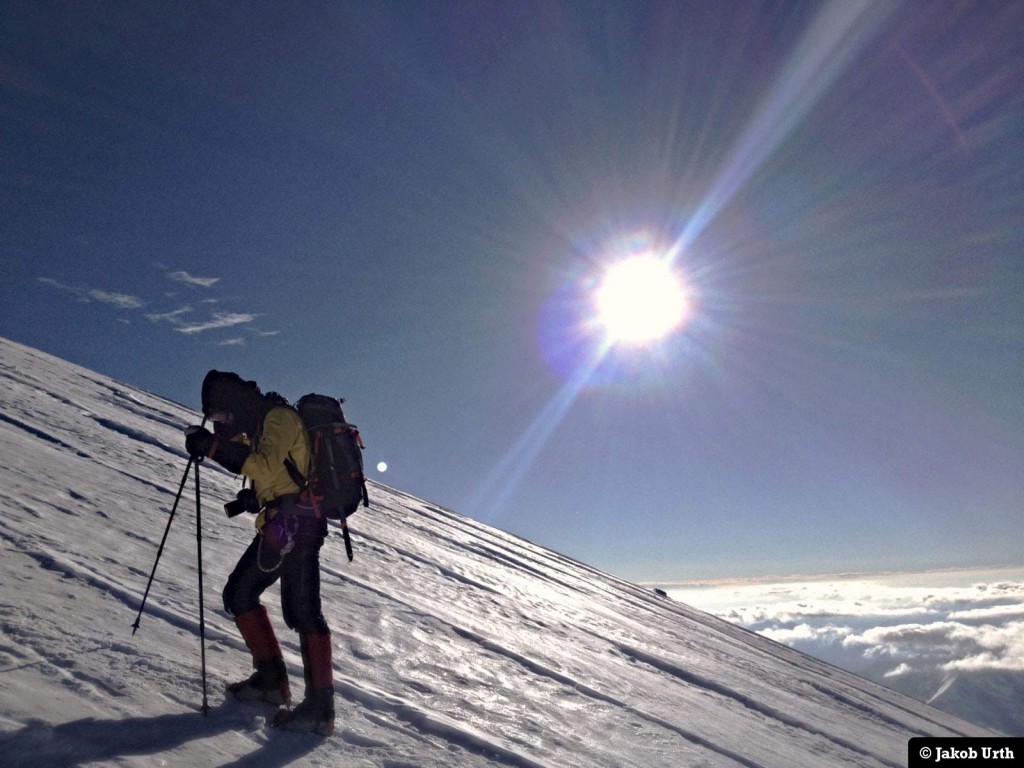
<box><xmin>0</xmin><ymin>336</ymin><xmax>992</xmax><ymax>767</ymax></box>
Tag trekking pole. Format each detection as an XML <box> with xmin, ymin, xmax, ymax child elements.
<box><xmin>131</xmin><ymin>453</ymin><xmax>197</xmax><ymax>635</ymax></box>
<box><xmin>194</xmin><ymin>455</ymin><xmax>210</xmax><ymax>715</ymax></box>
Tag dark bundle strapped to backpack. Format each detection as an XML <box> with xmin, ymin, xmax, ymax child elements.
<box><xmin>284</xmin><ymin>393</ymin><xmax>369</xmax><ymax>561</ymax></box>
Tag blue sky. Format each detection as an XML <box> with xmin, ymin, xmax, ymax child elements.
<box><xmin>2</xmin><ymin>1</ymin><xmax>1022</xmax><ymax>582</ymax></box>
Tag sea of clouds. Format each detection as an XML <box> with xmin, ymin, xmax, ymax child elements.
<box><xmin>666</xmin><ymin>567</ymin><xmax>1024</xmax><ymax>684</ymax></box>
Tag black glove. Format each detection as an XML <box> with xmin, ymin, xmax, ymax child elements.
<box><xmin>185</xmin><ymin>425</ymin><xmax>251</xmax><ymax>473</ymax></box>
<box><xmin>184</xmin><ymin>426</ymin><xmax>215</xmax><ymax>459</ymax></box>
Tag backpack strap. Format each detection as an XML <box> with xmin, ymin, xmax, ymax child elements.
<box><xmin>283</xmin><ymin>450</ymin><xmax>354</xmax><ymax>560</ymax></box>
<box><xmin>283</xmin><ymin>453</ymin><xmax>307</xmax><ymax>491</ymax></box>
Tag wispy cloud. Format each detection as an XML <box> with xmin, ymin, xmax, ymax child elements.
<box><xmin>175</xmin><ymin>312</ymin><xmax>258</xmax><ymax>334</ymax></box>
<box><xmin>38</xmin><ymin>277</ymin><xmax>144</xmax><ymax>309</ymax></box>
<box><xmin>166</xmin><ymin>270</ymin><xmax>220</xmax><ymax>288</ymax></box>
<box><xmin>88</xmin><ymin>289</ymin><xmax>144</xmax><ymax>309</ymax></box>
<box><xmin>38</xmin><ymin>273</ymin><xmax>271</xmax><ymax>342</ymax></box>
<box><xmin>145</xmin><ymin>306</ymin><xmax>193</xmax><ymax>324</ymax></box>
<box><xmin>148</xmin><ymin>305</ymin><xmax>260</xmax><ymax>336</ymax></box>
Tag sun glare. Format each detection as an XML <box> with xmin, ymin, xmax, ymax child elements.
<box><xmin>594</xmin><ymin>255</ymin><xmax>690</xmax><ymax>345</ymax></box>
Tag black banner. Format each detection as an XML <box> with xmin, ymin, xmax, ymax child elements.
<box><xmin>909</xmin><ymin>738</ymin><xmax>1023</xmax><ymax>767</ymax></box>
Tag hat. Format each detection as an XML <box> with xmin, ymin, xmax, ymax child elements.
<box><xmin>201</xmin><ymin>370</ymin><xmax>261</xmax><ymax>419</ymax></box>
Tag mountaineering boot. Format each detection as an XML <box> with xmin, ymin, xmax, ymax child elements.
<box><xmin>228</xmin><ymin>657</ymin><xmax>289</xmax><ymax>705</ymax></box>
<box><xmin>272</xmin><ymin>687</ymin><xmax>335</xmax><ymax>736</ymax></box>
<box><xmin>273</xmin><ymin>632</ymin><xmax>334</xmax><ymax>736</ymax></box>
<box><xmin>228</xmin><ymin>606</ymin><xmax>291</xmax><ymax>705</ymax></box>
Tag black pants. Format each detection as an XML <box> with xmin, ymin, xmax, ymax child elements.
<box><xmin>223</xmin><ymin>528</ymin><xmax>330</xmax><ymax>636</ymax></box>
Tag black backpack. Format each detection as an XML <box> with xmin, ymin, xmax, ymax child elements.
<box><xmin>285</xmin><ymin>393</ymin><xmax>369</xmax><ymax>560</ymax></box>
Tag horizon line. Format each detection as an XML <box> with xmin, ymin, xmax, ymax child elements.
<box><xmin>640</xmin><ymin>563</ymin><xmax>1024</xmax><ymax>589</ymax></box>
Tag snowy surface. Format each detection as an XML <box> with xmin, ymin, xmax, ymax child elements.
<box><xmin>0</xmin><ymin>336</ymin><xmax>992</xmax><ymax>767</ymax></box>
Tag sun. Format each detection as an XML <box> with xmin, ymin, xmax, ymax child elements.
<box><xmin>593</xmin><ymin>254</ymin><xmax>691</xmax><ymax>345</ymax></box>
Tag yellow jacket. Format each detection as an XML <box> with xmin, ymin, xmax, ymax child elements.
<box><xmin>240</xmin><ymin>406</ymin><xmax>311</xmax><ymax>523</ymax></box>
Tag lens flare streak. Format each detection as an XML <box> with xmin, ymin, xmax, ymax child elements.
<box><xmin>466</xmin><ymin>341</ymin><xmax>610</xmax><ymax>521</ymax></box>
<box><xmin>673</xmin><ymin>0</ymin><xmax>893</xmax><ymax>257</ymax></box>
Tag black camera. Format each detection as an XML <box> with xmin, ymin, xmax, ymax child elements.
<box><xmin>224</xmin><ymin>488</ymin><xmax>260</xmax><ymax>518</ymax></box>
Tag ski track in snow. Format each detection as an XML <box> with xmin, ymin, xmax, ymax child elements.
<box><xmin>0</xmin><ymin>337</ymin><xmax>997</xmax><ymax>767</ymax></box>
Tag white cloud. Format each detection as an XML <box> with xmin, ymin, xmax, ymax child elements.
<box><xmin>175</xmin><ymin>312</ymin><xmax>258</xmax><ymax>334</ymax></box>
<box><xmin>38</xmin><ymin>277</ymin><xmax>144</xmax><ymax>309</ymax></box>
<box><xmin>37</xmin><ymin>277</ymin><xmax>77</xmax><ymax>293</ymax></box>
<box><xmin>166</xmin><ymin>270</ymin><xmax>220</xmax><ymax>288</ymax></box>
<box><xmin>761</xmin><ymin>623</ymin><xmax>851</xmax><ymax>645</ymax></box>
<box><xmin>885</xmin><ymin>663</ymin><xmax>913</xmax><ymax>677</ymax></box>
<box><xmin>39</xmin><ymin>274</ymin><xmax>273</xmax><ymax>342</ymax></box>
<box><xmin>948</xmin><ymin>604</ymin><xmax>1024</xmax><ymax>622</ymax></box>
<box><xmin>146</xmin><ymin>305</ymin><xmax>258</xmax><ymax>336</ymax></box>
<box><xmin>844</xmin><ymin>621</ymin><xmax>983</xmax><ymax>664</ymax></box>
<box><xmin>86</xmin><ymin>289</ymin><xmax>144</xmax><ymax>309</ymax></box>
<box><xmin>941</xmin><ymin>621</ymin><xmax>1024</xmax><ymax>672</ymax></box>
<box><xmin>667</xmin><ymin>567</ymin><xmax>1024</xmax><ymax>677</ymax></box>
<box><xmin>145</xmin><ymin>306</ymin><xmax>192</xmax><ymax>324</ymax></box>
